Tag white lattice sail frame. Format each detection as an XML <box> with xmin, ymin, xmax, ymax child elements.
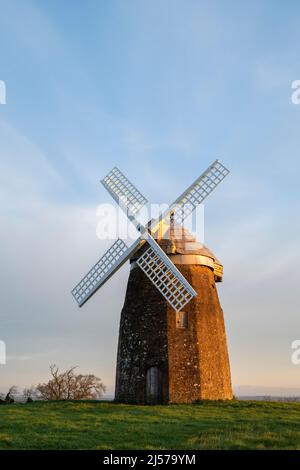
<box><xmin>72</xmin><ymin>238</ymin><xmax>143</xmax><ymax>307</ymax></box>
<box><xmin>72</xmin><ymin>160</ymin><xmax>229</xmax><ymax>311</ymax></box>
<box><xmin>101</xmin><ymin>167</ymin><xmax>148</xmax><ymax>215</ymax></box>
<box><xmin>137</xmin><ymin>235</ymin><xmax>197</xmax><ymax>311</ymax></box>
<box><xmin>150</xmin><ymin>160</ymin><xmax>230</xmax><ymax>233</ymax></box>
<box><xmin>172</xmin><ymin>160</ymin><xmax>229</xmax><ymax>224</ymax></box>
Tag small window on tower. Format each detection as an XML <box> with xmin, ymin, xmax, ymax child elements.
<box><xmin>176</xmin><ymin>311</ymin><xmax>188</xmax><ymax>329</ymax></box>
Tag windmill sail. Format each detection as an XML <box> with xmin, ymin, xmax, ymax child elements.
<box><xmin>172</xmin><ymin>160</ymin><xmax>229</xmax><ymax>224</ymax></box>
<box><xmin>137</xmin><ymin>235</ymin><xmax>197</xmax><ymax>311</ymax></box>
<box><xmin>101</xmin><ymin>167</ymin><xmax>148</xmax><ymax>215</ymax></box>
<box><xmin>72</xmin><ymin>238</ymin><xmax>144</xmax><ymax>307</ymax></box>
<box><xmin>73</xmin><ymin>160</ymin><xmax>229</xmax><ymax>312</ymax></box>
<box><xmin>150</xmin><ymin>160</ymin><xmax>229</xmax><ymax>232</ymax></box>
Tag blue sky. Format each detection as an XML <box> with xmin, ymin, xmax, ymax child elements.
<box><xmin>0</xmin><ymin>0</ymin><xmax>300</xmax><ymax>396</ymax></box>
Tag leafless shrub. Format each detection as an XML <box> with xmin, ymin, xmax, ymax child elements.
<box><xmin>23</xmin><ymin>386</ymin><xmax>38</xmax><ymax>401</ymax></box>
<box><xmin>36</xmin><ymin>365</ymin><xmax>106</xmax><ymax>400</ymax></box>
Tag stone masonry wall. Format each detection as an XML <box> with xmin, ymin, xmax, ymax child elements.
<box><xmin>115</xmin><ymin>263</ymin><xmax>232</xmax><ymax>403</ymax></box>
<box><xmin>115</xmin><ymin>266</ymin><xmax>169</xmax><ymax>404</ymax></box>
<box><xmin>167</xmin><ymin>264</ymin><xmax>233</xmax><ymax>402</ymax></box>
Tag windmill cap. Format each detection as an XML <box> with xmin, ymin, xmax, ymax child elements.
<box><xmin>131</xmin><ymin>222</ymin><xmax>223</xmax><ymax>281</ymax></box>
<box><xmin>155</xmin><ymin>222</ymin><xmax>220</xmax><ymax>261</ymax></box>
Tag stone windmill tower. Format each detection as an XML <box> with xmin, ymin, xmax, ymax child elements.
<box><xmin>72</xmin><ymin>160</ymin><xmax>232</xmax><ymax>404</ymax></box>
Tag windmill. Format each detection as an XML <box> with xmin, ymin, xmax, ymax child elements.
<box><xmin>72</xmin><ymin>160</ymin><xmax>232</xmax><ymax>404</ymax></box>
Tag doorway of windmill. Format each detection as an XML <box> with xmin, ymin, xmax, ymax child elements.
<box><xmin>146</xmin><ymin>366</ymin><xmax>162</xmax><ymax>404</ymax></box>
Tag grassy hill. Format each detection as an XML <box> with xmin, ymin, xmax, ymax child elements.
<box><xmin>0</xmin><ymin>400</ymin><xmax>300</xmax><ymax>450</ymax></box>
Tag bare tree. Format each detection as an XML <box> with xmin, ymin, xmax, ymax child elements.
<box><xmin>23</xmin><ymin>386</ymin><xmax>38</xmax><ymax>402</ymax></box>
<box><xmin>36</xmin><ymin>365</ymin><xmax>106</xmax><ymax>400</ymax></box>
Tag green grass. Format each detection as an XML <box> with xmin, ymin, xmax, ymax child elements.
<box><xmin>0</xmin><ymin>400</ymin><xmax>300</xmax><ymax>450</ymax></box>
